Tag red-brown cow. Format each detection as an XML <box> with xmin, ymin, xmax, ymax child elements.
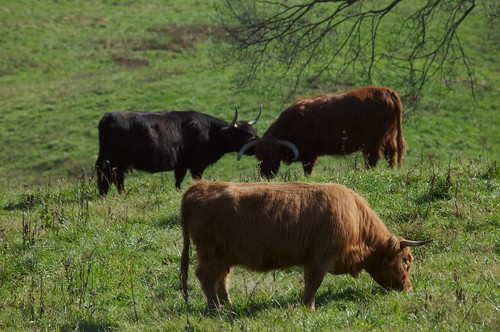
<box><xmin>238</xmin><ymin>86</ymin><xmax>406</xmax><ymax>178</ymax></box>
<box><xmin>180</xmin><ymin>181</ymin><xmax>431</xmax><ymax>310</ymax></box>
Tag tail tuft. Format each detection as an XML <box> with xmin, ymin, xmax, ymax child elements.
<box><xmin>390</xmin><ymin>90</ymin><xmax>406</xmax><ymax>166</ymax></box>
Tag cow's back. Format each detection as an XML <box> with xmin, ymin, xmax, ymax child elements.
<box><xmin>98</xmin><ymin>111</ymin><xmax>186</xmax><ymax>172</ymax></box>
<box><xmin>181</xmin><ymin>181</ymin><xmax>381</xmax><ymax>271</ymax></box>
<box><xmin>264</xmin><ymin>87</ymin><xmax>401</xmax><ymax>155</ymax></box>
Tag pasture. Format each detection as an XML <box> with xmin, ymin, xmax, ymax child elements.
<box><xmin>0</xmin><ymin>1</ymin><xmax>498</xmax><ymax>331</ymax></box>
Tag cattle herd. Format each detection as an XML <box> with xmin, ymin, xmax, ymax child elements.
<box><xmin>95</xmin><ymin>86</ymin><xmax>432</xmax><ymax>310</ymax></box>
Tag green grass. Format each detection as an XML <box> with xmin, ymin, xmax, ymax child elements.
<box><xmin>1</xmin><ymin>1</ymin><xmax>498</xmax><ymax>189</ymax></box>
<box><xmin>0</xmin><ymin>1</ymin><xmax>499</xmax><ymax>330</ymax></box>
<box><xmin>0</xmin><ymin>161</ymin><xmax>498</xmax><ymax>330</ymax></box>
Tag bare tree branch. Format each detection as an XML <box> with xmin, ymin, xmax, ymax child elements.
<box><xmin>214</xmin><ymin>0</ymin><xmax>478</xmax><ymax>114</ymax></box>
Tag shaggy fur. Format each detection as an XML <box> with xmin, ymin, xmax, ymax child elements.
<box><xmin>180</xmin><ymin>181</ymin><xmax>426</xmax><ymax>310</ymax></box>
<box><xmin>243</xmin><ymin>86</ymin><xmax>406</xmax><ymax>178</ymax></box>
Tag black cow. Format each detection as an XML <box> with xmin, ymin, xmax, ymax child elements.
<box><xmin>95</xmin><ymin>107</ymin><xmax>261</xmax><ymax>195</ymax></box>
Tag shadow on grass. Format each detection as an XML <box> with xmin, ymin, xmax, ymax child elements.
<box><xmin>154</xmin><ymin>213</ymin><xmax>180</xmax><ymax>229</ymax></box>
<box><xmin>60</xmin><ymin>319</ymin><xmax>119</xmax><ymax>332</ymax></box>
<box><xmin>3</xmin><ymin>187</ymin><xmax>100</xmax><ymax>212</ymax></box>
<box><xmin>315</xmin><ymin>286</ymin><xmax>386</xmax><ymax>307</ymax></box>
<box><xmin>3</xmin><ymin>190</ymin><xmax>50</xmax><ymax>211</ymax></box>
<box><xmin>179</xmin><ymin>286</ymin><xmax>386</xmax><ymax>319</ymax></box>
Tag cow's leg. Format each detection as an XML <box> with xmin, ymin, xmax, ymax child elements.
<box><xmin>196</xmin><ymin>265</ymin><xmax>219</xmax><ymax>310</ymax></box>
<box><xmin>302</xmin><ymin>266</ymin><xmax>326</xmax><ymax>309</ymax></box>
<box><xmin>384</xmin><ymin>141</ymin><xmax>397</xmax><ymax>168</ymax></box>
<box><xmin>190</xmin><ymin>169</ymin><xmax>204</xmax><ymax>181</ymax></box>
<box><xmin>302</xmin><ymin>157</ymin><xmax>318</xmax><ymax>176</ymax></box>
<box><xmin>217</xmin><ymin>267</ymin><xmax>233</xmax><ymax>305</ymax></box>
<box><xmin>97</xmin><ymin>170</ymin><xmax>110</xmax><ymax>195</ymax></box>
<box><xmin>196</xmin><ymin>258</ymin><xmax>227</xmax><ymax>310</ymax></box>
<box><xmin>113</xmin><ymin>168</ymin><xmax>125</xmax><ymax>193</ymax></box>
<box><xmin>363</xmin><ymin>146</ymin><xmax>381</xmax><ymax>168</ymax></box>
<box><xmin>96</xmin><ymin>160</ymin><xmax>111</xmax><ymax>195</ymax></box>
<box><xmin>174</xmin><ymin>167</ymin><xmax>188</xmax><ymax>189</ymax></box>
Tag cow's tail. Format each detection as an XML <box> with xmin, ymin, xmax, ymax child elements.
<box><xmin>180</xmin><ymin>206</ymin><xmax>190</xmax><ymax>307</ymax></box>
<box><xmin>391</xmin><ymin>90</ymin><xmax>406</xmax><ymax>166</ymax></box>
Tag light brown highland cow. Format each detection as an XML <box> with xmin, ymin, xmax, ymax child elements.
<box><xmin>180</xmin><ymin>181</ymin><xmax>431</xmax><ymax>310</ymax></box>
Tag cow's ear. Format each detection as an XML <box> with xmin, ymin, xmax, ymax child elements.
<box><xmin>387</xmin><ymin>236</ymin><xmax>401</xmax><ymax>252</ymax></box>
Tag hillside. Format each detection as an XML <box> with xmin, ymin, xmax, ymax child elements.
<box><xmin>0</xmin><ymin>1</ymin><xmax>498</xmax><ymax>190</ymax></box>
<box><xmin>0</xmin><ymin>1</ymin><xmax>498</xmax><ymax>331</ymax></box>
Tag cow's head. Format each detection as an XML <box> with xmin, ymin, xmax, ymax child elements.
<box><xmin>365</xmin><ymin>237</ymin><xmax>432</xmax><ymax>292</ymax></box>
<box><xmin>222</xmin><ymin>106</ymin><xmax>262</xmax><ymax>152</ymax></box>
<box><xmin>237</xmin><ymin>139</ymin><xmax>299</xmax><ymax>178</ymax></box>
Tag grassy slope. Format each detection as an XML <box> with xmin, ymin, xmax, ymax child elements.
<box><xmin>0</xmin><ymin>1</ymin><xmax>498</xmax><ymax>189</ymax></box>
<box><xmin>0</xmin><ymin>1</ymin><xmax>498</xmax><ymax>331</ymax></box>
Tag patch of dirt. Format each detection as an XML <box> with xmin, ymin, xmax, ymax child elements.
<box><xmin>104</xmin><ymin>24</ymin><xmax>223</xmax><ymax>67</ymax></box>
<box><xmin>145</xmin><ymin>24</ymin><xmax>222</xmax><ymax>52</ymax></box>
<box><xmin>111</xmin><ymin>54</ymin><xmax>149</xmax><ymax>68</ymax></box>
<box><xmin>61</xmin><ymin>15</ymin><xmax>110</xmax><ymax>27</ymax></box>
<box><xmin>100</xmin><ymin>25</ymin><xmax>220</xmax><ymax>53</ymax></box>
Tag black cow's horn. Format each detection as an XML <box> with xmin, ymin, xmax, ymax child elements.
<box><xmin>248</xmin><ymin>104</ymin><xmax>263</xmax><ymax>126</ymax></box>
<box><xmin>237</xmin><ymin>140</ymin><xmax>258</xmax><ymax>160</ymax></box>
<box><xmin>230</xmin><ymin>107</ymin><xmax>239</xmax><ymax>127</ymax></box>
<box><xmin>400</xmin><ymin>239</ymin><xmax>433</xmax><ymax>248</ymax></box>
<box><xmin>277</xmin><ymin>140</ymin><xmax>299</xmax><ymax>161</ymax></box>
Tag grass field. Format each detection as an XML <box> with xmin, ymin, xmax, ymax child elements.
<box><xmin>0</xmin><ymin>1</ymin><xmax>498</xmax><ymax>331</ymax></box>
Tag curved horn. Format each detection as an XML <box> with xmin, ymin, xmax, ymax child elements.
<box><xmin>277</xmin><ymin>140</ymin><xmax>299</xmax><ymax>161</ymax></box>
<box><xmin>248</xmin><ymin>104</ymin><xmax>263</xmax><ymax>126</ymax></box>
<box><xmin>237</xmin><ymin>140</ymin><xmax>258</xmax><ymax>161</ymax></box>
<box><xmin>400</xmin><ymin>239</ymin><xmax>433</xmax><ymax>248</ymax></box>
<box><xmin>230</xmin><ymin>106</ymin><xmax>239</xmax><ymax>127</ymax></box>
